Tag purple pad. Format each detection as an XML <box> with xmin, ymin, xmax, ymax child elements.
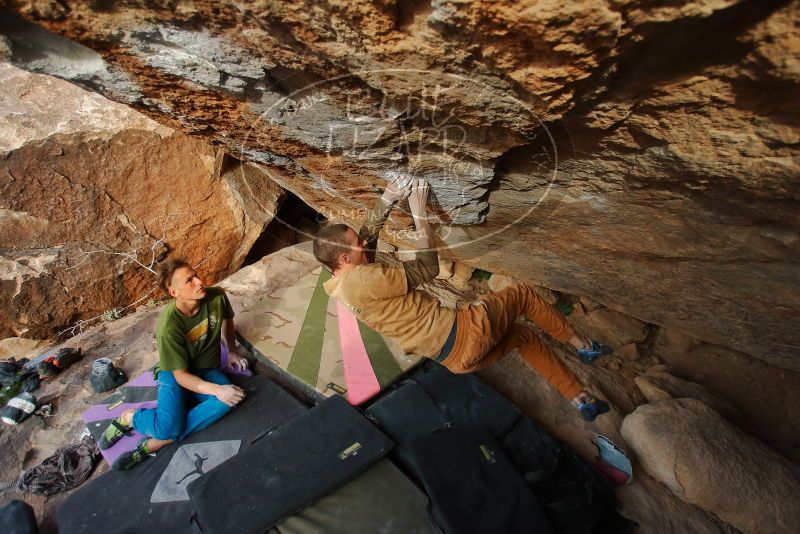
<box><xmin>83</xmin><ymin>401</ymin><xmax>158</xmax><ymax>424</ymax></box>
<box><xmin>127</xmin><ymin>372</ymin><xmax>157</xmax><ymax>388</ymax></box>
<box><xmin>220</xmin><ymin>343</ymin><xmax>253</xmax><ymax>377</ymax></box>
<box><xmin>85</xmin><ymin>421</ymin><xmax>149</xmax><ymax>465</ymax></box>
<box><xmin>82</xmin><ymin>370</ymin><xmax>160</xmax><ymax>465</ymax></box>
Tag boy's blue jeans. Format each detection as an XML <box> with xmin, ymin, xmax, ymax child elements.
<box><xmin>131</xmin><ymin>368</ymin><xmax>232</xmax><ymax>442</ymax></box>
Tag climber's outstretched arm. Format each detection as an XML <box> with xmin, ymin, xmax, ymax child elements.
<box><xmin>403</xmin><ymin>178</ymin><xmax>439</xmax><ymax>288</ymax></box>
<box><xmin>358</xmin><ymin>175</ymin><xmax>412</xmax><ymax>251</ymax></box>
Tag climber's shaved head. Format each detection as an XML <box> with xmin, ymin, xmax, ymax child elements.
<box><xmin>313</xmin><ymin>224</ymin><xmax>368</xmax><ymax>272</ymax></box>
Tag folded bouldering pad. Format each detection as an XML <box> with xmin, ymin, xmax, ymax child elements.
<box><xmin>188</xmin><ymin>394</ymin><xmax>393</xmax><ymax>534</ymax></box>
<box><xmin>401</xmin><ymin>427</ymin><xmax>554</xmax><ymax>534</ymax></box>
<box><xmin>364</xmin><ymin>379</ymin><xmax>450</xmax><ymax>442</ymax></box>
<box><xmin>235</xmin><ymin>267</ymin><xmax>423</xmax><ymax>405</ymax></box>
<box><xmin>58</xmin><ymin>375</ymin><xmax>307</xmax><ymax>534</ymax></box>
<box><xmin>366</xmin><ymin>367</ymin><xmax>551</xmax><ymax>534</ymax></box>
<box><xmin>268</xmin><ymin>459</ymin><xmax>437</xmax><ymax>534</ymax></box>
<box><xmin>365</xmin><ymin>360</ymin><xmax>632</xmax><ymax>534</ymax></box>
<box><xmin>412</xmin><ymin>360</ymin><xmax>521</xmax><ymax>437</ymax></box>
<box><xmin>0</xmin><ymin>500</ymin><xmax>38</xmax><ymax>534</ymax></box>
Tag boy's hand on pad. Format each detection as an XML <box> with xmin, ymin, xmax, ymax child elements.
<box><xmin>215</xmin><ymin>384</ymin><xmax>246</xmax><ymax>406</ymax></box>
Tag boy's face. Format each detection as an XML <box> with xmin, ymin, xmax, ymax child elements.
<box><xmin>169</xmin><ymin>266</ymin><xmax>206</xmax><ymax>300</ymax></box>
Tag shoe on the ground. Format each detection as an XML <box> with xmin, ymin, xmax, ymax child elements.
<box><xmin>578</xmin><ymin>396</ymin><xmax>610</xmax><ymax>422</ymax></box>
<box><xmin>577</xmin><ymin>340</ymin><xmax>613</xmax><ymax>364</ymax></box>
<box><xmin>592</xmin><ymin>434</ymin><xmax>633</xmax><ymax>485</ymax></box>
<box><xmin>1</xmin><ymin>392</ymin><xmax>38</xmax><ymax>425</ymax></box>
<box><xmin>99</xmin><ymin>416</ymin><xmax>133</xmax><ymax>450</ymax></box>
<box><xmin>52</xmin><ymin>347</ymin><xmax>82</xmax><ymax>370</ymax></box>
<box><xmin>112</xmin><ymin>438</ymin><xmax>152</xmax><ymax>471</ymax></box>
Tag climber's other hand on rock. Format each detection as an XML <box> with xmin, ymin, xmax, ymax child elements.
<box><xmin>408</xmin><ymin>178</ymin><xmax>429</xmax><ymax>216</ymax></box>
<box><xmin>381</xmin><ymin>174</ymin><xmax>413</xmax><ymax>204</ymax></box>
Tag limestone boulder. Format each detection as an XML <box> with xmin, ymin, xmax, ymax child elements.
<box><xmin>578</xmin><ymin>295</ymin><xmax>602</xmax><ymax>312</ymax></box>
<box><xmin>451</xmin><ymin>262</ymin><xmax>475</xmax><ymax>290</ymax></box>
<box><xmin>621</xmin><ymin>398</ymin><xmax>800</xmax><ymax>534</ymax></box>
<box><xmin>653</xmin><ymin>339</ymin><xmax>800</xmax><ymax>454</ymax></box>
<box><xmin>0</xmin><ymin>63</ymin><xmax>284</xmax><ymax>339</ymax></box>
<box><xmin>487</xmin><ymin>273</ymin><xmax>515</xmax><ymax>293</ymax></box>
<box><xmin>217</xmin><ymin>241</ymin><xmax>319</xmax><ymax>298</ymax></box>
<box><xmin>436</xmin><ymin>257</ymin><xmax>454</xmax><ymax>280</ymax></box>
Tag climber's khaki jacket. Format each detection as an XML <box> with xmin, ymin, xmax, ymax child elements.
<box><xmin>322</xmin><ymin>198</ymin><xmax>455</xmax><ymax>358</ymax></box>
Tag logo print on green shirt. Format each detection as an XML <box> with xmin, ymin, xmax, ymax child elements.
<box><xmin>185</xmin><ymin>313</ymin><xmax>219</xmax><ymax>345</ymax></box>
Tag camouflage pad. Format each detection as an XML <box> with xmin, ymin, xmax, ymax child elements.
<box><xmin>235</xmin><ymin>267</ymin><xmax>422</xmax><ymax>404</ymax></box>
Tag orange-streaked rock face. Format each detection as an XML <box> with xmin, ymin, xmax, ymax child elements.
<box><xmin>0</xmin><ymin>63</ymin><xmax>283</xmax><ymax>338</ymax></box>
<box><xmin>1</xmin><ymin>1</ymin><xmax>798</xmax><ymax>370</ymax></box>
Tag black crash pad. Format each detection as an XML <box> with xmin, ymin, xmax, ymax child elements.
<box><xmin>411</xmin><ymin>360</ymin><xmax>521</xmax><ymax>438</ymax></box>
<box><xmin>364</xmin><ymin>379</ymin><xmax>450</xmax><ymax>442</ymax></box>
<box><xmin>268</xmin><ymin>459</ymin><xmax>437</xmax><ymax>534</ymax></box>
<box><xmin>0</xmin><ymin>500</ymin><xmax>38</xmax><ymax>534</ymax></box>
<box><xmin>365</xmin><ymin>369</ymin><xmax>552</xmax><ymax>534</ymax></box>
<box><xmin>402</xmin><ymin>426</ymin><xmax>553</xmax><ymax>534</ymax></box>
<box><xmin>188</xmin><ymin>394</ymin><xmax>393</xmax><ymax>534</ymax></box>
<box><xmin>56</xmin><ymin>375</ymin><xmax>307</xmax><ymax>534</ymax></box>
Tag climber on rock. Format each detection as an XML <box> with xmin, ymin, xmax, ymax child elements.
<box><xmin>97</xmin><ymin>258</ymin><xmax>248</xmax><ymax>470</ymax></box>
<box><xmin>313</xmin><ymin>176</ymin><xmax>613</xmax><ymax>421</ymax></box>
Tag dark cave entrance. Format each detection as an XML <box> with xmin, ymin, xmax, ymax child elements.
<box><xmin>242</xmin><ymin>190</ymin><xmax>323</xmax><ymax>266</ymax></box>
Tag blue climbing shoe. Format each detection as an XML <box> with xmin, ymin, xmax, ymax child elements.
<box><xmin>578</xmin><ymin>396</ymin><xmax>610</xmax><ymax>422</ymax></box>
<box><xmin>577</xmin><ymin>340</ymin><xmax>613</xmax><ymax>364</ymax></box>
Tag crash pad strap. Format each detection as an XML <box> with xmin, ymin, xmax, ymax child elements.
<box><xmin>356</xmin><ymin>319</ymin><xmax>403</xmax><ymax>388</ymax></box>
<box><xmin>286</xmin><ymin>269</ymin><xmax>331</xmax><ymax>385</ymax></box>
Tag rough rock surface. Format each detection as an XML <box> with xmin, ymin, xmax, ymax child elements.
<box><xmin>1</xmin><ymin>0</ymin><xmax>798</xmax><ymax>370</ymax></box>
<box><xmin>0</xmin><ymin>63</ymin><xmax>284</xmax><ymax>338</ymax></box>
<box><xmin>575</xmin><ymin>307</ymin><xmax>650</xmax><ymax>348</ymax></box>
<box><xmin>634</xmin><ymin>368</ymin><xmax>742</xmax><ymax>421</ymax></box>
<box><xmin>621</xmin><ymin>398</ymin><xmax>800</xmax><ymax>534</ymax></box>
<box><xmin>651</xmin><ymin>326</ymin><xmax>800</xmax><ymax>457</ymax></box>
<box><xmin>0</xmin><ymin>337</ymin><xmax>48</xmax><ymax>359</ymax></box>
<box><xmin>488</xmin><ymin>273</ymin><xmax>558</xmax><ymax>303</ymax></box>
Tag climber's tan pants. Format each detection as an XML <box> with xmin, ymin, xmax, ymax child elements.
<box><xmin>441</xmin><ymin>283</ymin><xmax>584</xmax><ymax>399</ymax></box>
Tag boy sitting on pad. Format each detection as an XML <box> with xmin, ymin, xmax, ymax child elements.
<box><xmin>313</xmin><ymin>176</ymin><xmax>612</xmax><ymax>421</ymax></box>
<box><xmin>98</xmin><ymin>258</ymin><xmax>249</xmax><ymax>470</ymax></box>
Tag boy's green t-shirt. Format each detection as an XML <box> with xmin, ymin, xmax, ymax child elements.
<box><xmin>155</xmin><ymin>287</ymin><xmax>235</xmax><ymax>373</ymax></box>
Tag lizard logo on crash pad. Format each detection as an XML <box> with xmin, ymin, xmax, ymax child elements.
<box><xmin>150</xmin><ymin>440</ymin><xmax>241</xmax><ymax>503</ymax></box>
